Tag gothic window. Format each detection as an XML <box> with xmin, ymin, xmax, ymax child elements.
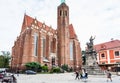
<box><xmin>41</xmin><ymin>37</ymin><xmax>46</xmax><ymax>57</ymax></box>
<box><xmin>60</xmin><ymin>10</ymin><xmax>62</xmax><ymax>16</ymax></box>
<box><xmin>34</xmin><ymin>33</ymin><xmax>38</xmax><ymax>56</ymax></box>
<box><xmin>70</xmin><ymin>41</ymin><xmax>73</xmax><ymax>60</ymax></box>
<box><xmin>115</xmin><ymin>51</ymin><xmax>120</xmax><ymax>56</ymax></box>
<box><xmin>65</xmin><ymin>11</ymin><xmax>67</xmax><ymax>16</ymax></box>
<box><xmin>50</xmin><ymin>40</ymin><xmax>53</xmax><ymax>53</ymax></box>
<box><xmin>52</xmin><ymin>57</ymin><xmax>55</xmax><ymax>66</ymax></box>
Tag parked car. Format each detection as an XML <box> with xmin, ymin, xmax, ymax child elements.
<box><xmin>1</xmin><ymin>75</ymin><xmax>17</xmax><ymax>83</ymax></box>
<box><xmin>25</xmin><ymin>70</ymin><xmax>37</xmax><ymax>74</ymax></box>
<box><xmin>0</xmin><ymin>73</ymin><xmax>4</xmax><ymax>79</ymax></box>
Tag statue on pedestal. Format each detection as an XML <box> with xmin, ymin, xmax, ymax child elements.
<box><xmin>83</xmin><ymin>36</ymin><xmax>104</xmax><ymax>75</ymax></box>
<box><xmin>86</xmin><ymin>36</ymin><xmax>97</xmax><ymax>66</ymax></box>
<box><xmin>86</xmin><ymin>36</ymin><xmax>95</xmax><ymax>53</ymax></box>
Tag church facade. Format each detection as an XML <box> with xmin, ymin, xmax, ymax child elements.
<box><xmin>11</xmin><ymin>1</ymin><xmax>82</xmax><ymax>70</ymax></box>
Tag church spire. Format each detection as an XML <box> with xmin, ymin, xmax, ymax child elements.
<box><xmin>61</xmin><ymin>0</ymin><xmax>65</xmax><ymax>3</ymax></box>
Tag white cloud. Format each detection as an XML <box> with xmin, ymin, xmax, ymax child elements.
<box><xmin>0</xmin><ymin>0</ymin><xmax>120</xmax><ymax>52</ymax></box>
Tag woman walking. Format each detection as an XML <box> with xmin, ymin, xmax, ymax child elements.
<box><xmin>106</xmin><ymin>70</ymin><xmax>112</xmax><ymax>82</ymax></box>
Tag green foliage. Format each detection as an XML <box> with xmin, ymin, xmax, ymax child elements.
<box><xmin>0</xmin><ymin>51</ymin><xmax>11</xmax><ymax>68</ymax></box>
<box><xmin>61</xmin><ymin>64</ymin><xmax>68</xmax><ymax>71</ymax></box>
<box><xmin>25</xmin><ymin>62</ymin><xmax>41</xmax><ymax>72</ymax></box>
<box><xmin>82</xmin><ymin>55</ymin><xmax>86</xmax><ymax>65</ymax></box>
<box><xmin>50</xmin><ymin>67</ymin><xmax>61</xmax><ymax>73</ymax></box>
<box><xmin>82</xmin><ymin>50</ymin><xmax>86</xmax><ymax>65</ymax></box>
<box><xmin>0</xmin><ymin>56</ymin><xmax>4</xmax><ymax>68</ymax></box>
<box><xmin>82</xmin><ymin>50</ymin><xmax>86</xmax><ymax>55</ymax></box>
<box><xmin>42</xmin><ymin>65</ymin><xmax>48</xmax><ymax>72</ymax></box>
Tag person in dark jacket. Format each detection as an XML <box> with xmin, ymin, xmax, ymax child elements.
<box><xmin>106</xmin><ymin>70</ymin><xmax>112</xmax><ymax>82</ymax></box>
<box><xmin>75</xmin><ymin>71</ymin><xmax>79</xmax><ymax>80</ymax></box>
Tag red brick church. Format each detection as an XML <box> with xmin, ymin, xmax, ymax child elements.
<box><xmin>11</xmin><ymin>1</ymin><xmax>82</xmax><ymax>70</ymax></box>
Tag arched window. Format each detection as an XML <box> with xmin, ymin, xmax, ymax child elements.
<box><xmin>41</xmin><ymin>37</ymin><xmax>46</xmax><ymax>57</ymax></box>
<box><xmin>65</xmin><ymin>11</ymin><xmax>67</xmax><ymax>16</ymax></box>
<box><xmin>33</xmin><ymin>33</ymin><xmax>38</xmax><ymax>56</ymax></box>
<box><xmin>60</xmin><ymin>10</ymin><xmax>62</xmax><ymax>16</ymax></box>
<box><xmin>70</xmin><ymin>41</ymin><xmax>73</xmax><ymax>60</ymax></box>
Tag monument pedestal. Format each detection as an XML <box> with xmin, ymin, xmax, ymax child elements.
<box><xmin>83</xmin><ymin>65</ymin><xmax>105</xmax><ymax>75</ymax></box>
<box><xmin>84</xmin><ymin>54</ymin><xmax>104</xmax><ymax>75</ymax></box>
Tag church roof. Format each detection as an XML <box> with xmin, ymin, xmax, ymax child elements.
<box><xmin>21</xmin><ymin>14</ymin><xmax>56</xmax><ymax>34</ymax></box>
<box><xmin>94</xmin><ymin>40</ymin><xmax>120</xmax><ymax>51</ymax></box>
<box><xmin>21</xmin><ymin>14</ymin><xmax>77</xmax><ymax>39</ymax></box>
<box><xmin>58</xmin><ymin>2</ymin><xmax>68</xmax><ymax>8</ymax></box>
<box><xmin>68</xmin><ymin>24</ymin><xmax>77</xmax><ymax>39</ymax></box>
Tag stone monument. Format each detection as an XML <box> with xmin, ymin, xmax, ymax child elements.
<box><xmin>86</xmin><ymin>36</ymin><xmax>97</xmax><ymax>66</ymax></box>
<box><xmin>84</xmin><ymin>36</ymin><xmax>104</xmax><ymax>75</ymax></box>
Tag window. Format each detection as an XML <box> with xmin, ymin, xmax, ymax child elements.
<box><xmin>101</xmin><ymin>53</ymin><xmax>105</xmax><ymax>59</ymax></box>
<box><xmin>101</xmin><ymin>53</ymin><xmax>105</xmax><ymax>57</ymax></box>
<box><xmin>65</xmin><ymin>11</ymin><xmax>67</xmax><ymax>16</ymax></box>
<box><xmin>41</xmin><ymin>37</ymin><xmax>46</xmax><ymax>57</ymax></box>
<box><xmin>60</xmin><ymin>10</ymin><xmax>67</xmax><ymax>17</ymax></box>
<box><xmin>115</xmin><ymin>51</ymin><xmax>120</xmax><ymax>56</ymax></box>
<box><xmin>102</xmin><ymin>62</ymin><xmax>105</xmax><ymax>64</ymax></box>
<box><xmin>34</xmin><ymin>33</ymin><xmax>38</xmax><ymax>56</ymax></box>
<box><xmin>50</xmin><ymin>40</ymin><xmax>53</xmax><ymax>53</ymax></box>
<box><xmin>70</xmin><ymin>41</ymin><xmax>73</xmax><ymax>60</ymax></box>
<box><xmin>52</xmin><ymin>57</ymin><xmax>55</xmax><ymax>66</ymax></box>
<box><xmin>60</xmin><ymin>10</ymin><xmax>62</xmax><ymax>16</ymax></box>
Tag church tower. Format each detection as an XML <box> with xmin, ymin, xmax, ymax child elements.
<box><xmin>57</xmin><ymin>0</ymin><xmax>70</xmax><ymax>66</ymax></box>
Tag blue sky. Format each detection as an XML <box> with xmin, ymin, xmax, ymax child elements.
<box><xmin>0</xmin><ymin>0</ymin><xmax>120</xmax><ymax>52</ymax></box>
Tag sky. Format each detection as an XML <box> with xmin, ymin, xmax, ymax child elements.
<box><xmin>0</xmin><ymin>0</ymin><xmax>120</xmax><ymax>52</ymax></box>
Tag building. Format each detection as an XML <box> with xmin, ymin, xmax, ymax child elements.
<box><xmin>11</xmin><ymin>1</ymin><xmax>82</xmax><ymax>70</ymax></box>
<box><xmin>94</xmin><ymin>39</ymin><xmax>120</xmax><ymax>70</ymax></box>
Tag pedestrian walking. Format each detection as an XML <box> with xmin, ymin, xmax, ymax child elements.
<box><xmin>75</xmin><ymin>71</ymin><xmax>79</xmax><ymax>80</ymax></box>
<box><xmin>16</xmin><ymin>70</ymin><xmax>19</xmax><ymax>76</ymax></box>
<box><xmin>106</xmin><ymin>70</ymin><xmax>112</xmax><ymax>82</ymax></box>
<box><xmin>79</xmin><ymin>69</ymin><xmax>83</xmax><ymax>79</ymax></box>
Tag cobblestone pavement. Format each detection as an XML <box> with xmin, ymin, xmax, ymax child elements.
<box><xmin>13</xmin><ymin>73</ymin><xmax>120</xmax><ymax>83</ymax></box>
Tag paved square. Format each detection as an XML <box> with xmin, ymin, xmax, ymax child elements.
<box><xmin>14</xmin><ymin>73</ymin><xmax>120</xmax><ymax>83</ymax></box>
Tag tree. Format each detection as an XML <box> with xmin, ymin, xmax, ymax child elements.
<box><xmin>0</xmin><ymin>51</ymin><xmax>11</xmax><ymax>68</ymax></box>
<box><xmin>82</xmin><ymin>51</ymin><xmax>86</xmax><ymax>65</ymax></box>
<box><xmin>0</xmin><ymin>56</ymin><xmax>4</xmax><ymax>67</ymax></box>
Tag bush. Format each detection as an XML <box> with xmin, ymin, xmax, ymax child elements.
<box><xmin>51</xmin><ymin>67</ymin><xmax>61</xmax><ymax>73</ymax></box>
<box><xmin>42</xmin><ymin>65</ymin><xmax>48</xmax><ymax>72</ymax></box>
<box><xmin>25</xmin><ymin>62</ymin><xmax>41</xmax><ymax>72</ymax></box>
<box><xmin>61</xmin><ymin>64</ymin><xmax>68</xmax><ymax>72</ymax></box>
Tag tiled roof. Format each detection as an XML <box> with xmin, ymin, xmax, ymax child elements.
<box><xmin>68</xmin><ymin>24</ymin><xmax>77</xmax><ymax>39</ymax></box>
<box><xmin>21</xmin><ymin>14</ymin><xmax>56</xmax><ymax>33</ymax></box>
<box><xmin>58</xmin><ymin>2</ymin><xmax>68</xmax><ymax>8</ymax></box>
<box><xmin>21</xmin><ymin>14</ymin><xmax>34</xmax><ymax>32</ymax></box>
<box><xmin>21</xmin><ymin>14</ymin><xmax>78</xmax><ymax>37</ymax></box>
<box><xmin>94</xmin><ymin>40</ymin><xmax>120</xmax><ymax>51</ymax></box>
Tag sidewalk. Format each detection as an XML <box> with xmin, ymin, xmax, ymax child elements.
<box><xmin>15</xmin><ymin>73</ymin><xmax>120</xmax><ymax>83</ymax></box>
